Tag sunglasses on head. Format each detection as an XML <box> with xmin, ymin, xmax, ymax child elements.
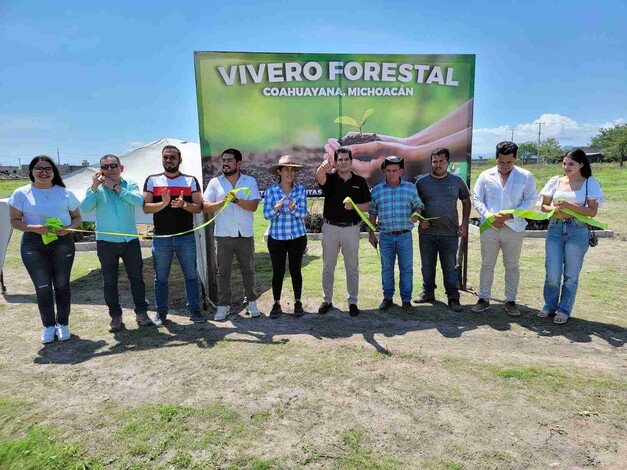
<box><xmin>100</xmin><ymin>163</ymin><xmax>120</xmax><ymax>170</ymax></box>
<box><xmin>34</xmin><ymin>166</ymin><xmax>53</xmax><ymax>173</ymax></box>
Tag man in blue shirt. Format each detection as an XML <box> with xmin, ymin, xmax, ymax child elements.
<box><xmin>81</xmin><ymin>154</ymin><xmax>152</xmax><ymax>332</ymax></box>
<box><xmin>368</xmin><ymin>156</ymin><xmax>423</xmax><ymax>311</ymax></box>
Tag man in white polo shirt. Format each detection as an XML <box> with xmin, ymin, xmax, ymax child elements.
<box><xmin>472</xmin><ymin>141</ymin><xmax>536</xmax><ymax>316</ymax></box>
<box><xmin>203</xmin><ymin>148</ymin><xmax>261</xmax><ymax>321</ymax></box>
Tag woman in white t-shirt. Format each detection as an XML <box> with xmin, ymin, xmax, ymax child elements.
<box><xmin>538</xmin><ymin>149</ymin><xmax>604</xmax><ymax>324</ymax></box>
<box><xmin>8</xmin><ymin>156</ymin><xmax>82</xmax><ymax>344</ymax></box>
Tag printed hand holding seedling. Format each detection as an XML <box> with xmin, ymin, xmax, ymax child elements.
<box><xmin>322</xmin><ymin>99</ymin><xmax>474</xmax><ymax>180</ymax></box>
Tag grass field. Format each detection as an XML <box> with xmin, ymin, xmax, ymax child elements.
<box><xmin>0</xmin><ymin>164</ymin><xmax>626</xmax><ymax>469</ymax></box>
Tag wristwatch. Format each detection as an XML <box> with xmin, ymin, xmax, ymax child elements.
<box><xmin>232</xmin><ymin>197</ymin><xmax>240</xmax><ymax>204</ymax></box>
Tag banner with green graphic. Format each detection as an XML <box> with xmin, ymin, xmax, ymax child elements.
<box><xmin>194</xmin><ymin>52</ymin><xmax>475</xmax><ymax>193</ymax></box>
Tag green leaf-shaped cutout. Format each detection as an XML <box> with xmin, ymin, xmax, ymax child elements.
<box><xmin>335</xmin><ymin>116</ymin><xmax>360</xmax><ymax>127</ymax></box>
<box><xmin>361</xmin><ymin>108</ymin><xmax>374</xmax><ymax>126</ymax></box>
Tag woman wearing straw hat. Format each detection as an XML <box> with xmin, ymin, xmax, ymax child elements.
<box><xmin>263</xmin><ymin>155</ymin><xmax>308</xmax><ymax>318</ymax></box>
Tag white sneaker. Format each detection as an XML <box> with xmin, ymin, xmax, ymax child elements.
<box><xmin>56</xmin><ymin>324</ymin><xmax>71</xmax><ymax>341</ymax></box>
<box><xmin>214</xmin><ymin>305</ymin><xmax>230</xmax><ymax>321</ymax></box>
<box><xmin>246</xmin><ymin>301</ymin><xmax>261</xmax><ymax>318</ymax></box>
<box><xmin>41</xmin><ymin>327</ymin><xmax>56</xmax><ymax>344</ymax></box>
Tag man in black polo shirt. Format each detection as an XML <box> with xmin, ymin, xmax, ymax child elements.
<box><xmin>315</xmin><ymin>147</ymin><xmax>371</xmax><ymax>316</ymax></box>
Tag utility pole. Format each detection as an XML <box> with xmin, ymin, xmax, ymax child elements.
<box><xmin>510</xmin><ymin>128</ymin><xmax>515</xmax><ymax>141</ymax></box>
<box><xmin>535</xmin><ymin>121</ymin><xmax>545</xmax><ymax>164</ymax></box>
<box><xmin>57</xmin><ymin>148</ymin><xmax>60</xmax><ymax>165</ymax></box>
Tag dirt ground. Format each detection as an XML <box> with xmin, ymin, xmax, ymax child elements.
<box><xmin>1</xmin><ymin>233</ymin><xmax>626</xmax><ymax>468</ymax></box>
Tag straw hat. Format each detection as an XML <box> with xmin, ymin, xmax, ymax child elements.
<box><xmin>268</xmin><ymin>155</ymin><xmax>304</xmax><ymax>174</ymax></box>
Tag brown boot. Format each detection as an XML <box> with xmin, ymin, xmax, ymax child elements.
<box><xmin>135</xmin><ymin>312</ymin><xmax>154</xmax><ymax>326</ymax></box>
<box><xmin>109</xmin><ymin>316</ymin><xmax>125</xmax><ymax>332</ymax></box>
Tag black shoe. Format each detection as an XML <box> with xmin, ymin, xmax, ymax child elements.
<box><xmin>318</xmin><ymin>302</ymin><xmax>333</xmax><ymax>314</ymax></box>
<box><xmin>349</xmin><ymin>304</ymin><xmax>360</xmax><ymax>317</ymax></box>
<box><xmin>378</xmin><ymin>299</ymin><xmax>393</xmax><ymax>310</ymax></box>
<box><xmin>190</xmin><ymin>310</ymin><xmax>207</xmax><ymax>323</ymax></box>
<box><xmin>270</xmin><ymin>302</ymin><xmax>282</xmax><ymax>319</ymax></box>
<box><xmin>503</xmin><ymin>301</ymin><xmax>521</xmax><ymax>317</ymax></box>
<box><xmin>402</xmin><ymin>301</ymin><xmax>413</xmax><ymax>312</ymax></box>
<box><xmin>108</xmin><ymin>316</ymin><xmax>125</xmax><ymax>333</ymax></box>
<box><xmin>294</xmin><ymin>301</ymin><xmax>305</xmax><ymax>317</ymax></box>
<box><xmin>448</xmin><ymin>298</ymin><xmax>463</xmax><ymax>313</ymax></box>
<box><xmin>471</xmin><ymin>298</ymin><xmax>490</xmax><ymax>313</ymax></box>
<box><xmin>413</xmin><ymin>292</ymin><xmax>436</xmax><ymax>304</ymax></box>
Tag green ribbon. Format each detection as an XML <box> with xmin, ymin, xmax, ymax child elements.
<box><xmin>479</xmin><ymin>207</ymin><xmax>608</xmax><ymax>234</ymax></box>
<box><xmin>42</xmin><ymin>218</ymin><xmax>64</xmax><ymax>245</ymax></box>
<box><xmin>43</xmin><ymin>187</ymin><xmax>252</xmax><ymax>241</ymax></box>
<box><xmin>343</xmin><ymin>197</ymin><xmax>377</xmax><ymax>232</ymax></box>
<box><xmin>411</xmin><ymin>212</ymin><xmax>439</xmax><ymax>221</ymax></box>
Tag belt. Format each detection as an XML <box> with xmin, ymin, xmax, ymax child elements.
<box><xmin>325</xmin><ymin>219</ymin><xmax>360</xmax><ymax>227</ymax></box>
<box><xmin>383</xmin><ymin>229</ymin><xmax>411</xmax><ymax>235</ymax></box>
<box><xmin>550</xmin><ymin>217</ymin><xmax>581</xmax><ymax>225</ymax></box>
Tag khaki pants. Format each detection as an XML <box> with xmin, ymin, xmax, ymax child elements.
<box><xmin>321</xmin><ymin>223</ymin><xmax>360</xmax><ymax>305</ymax></box>
<box><xmin>479</xmin><ymin>226</ymin><xmax>525</xmax><ymax>302</ymax></box>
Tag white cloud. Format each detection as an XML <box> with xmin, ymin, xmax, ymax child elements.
<box><xmin>472</xmin><ymin>114</ymin><xmax>624</xmax><ymax>155</ymax></box>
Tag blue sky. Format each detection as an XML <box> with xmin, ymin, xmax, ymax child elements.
<box><xmin>1</xmin><ymin>0</ymin><xmax>625</xmax><ymax>165</ymax></box>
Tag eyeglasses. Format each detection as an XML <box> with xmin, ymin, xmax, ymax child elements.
<box><xmin>34</xmin><ymin>166</ymin><xmax>53</xmax><ymax>173</ymax></box>
<box><xmin>100</xmin><ymin>163</ymin><xmax>120</xmax><ymax>170</ymax></box>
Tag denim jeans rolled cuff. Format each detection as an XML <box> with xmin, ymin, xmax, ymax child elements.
<box><xmin>97</xmin><ymin>238</ymin><xmax>147</xmax><ymax>318</ymax></box>
<box><xmin>152</xmin><ymin>234</ymin><xmax>199</xmax><ymax>315</ymax></box>
<box><xmin>21</xmin><ymin>232</ymin><xmax>75</xmax><ymax>327</ymax></box>
<box><xmin>543</xmin><ymin>220</ymin><xmax>589</xmax><ymax>317</ymax></box>
<box><xmin>379</xmin><ymin>231</ymin><xmax>413</xmax><ymax>302</ymax></box>
<box><xmin>419</xmin><ymin>233</ymin><xmax>459</xmax><ymax>300</ymax></box>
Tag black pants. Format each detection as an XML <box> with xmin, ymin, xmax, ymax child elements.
<box><xmin>267</xmin><ymin>235</ymin><xmax>307</xmax><ymax>301</ymax></box>
<box><xmin>97</xmin><ymin>238</ymin><xmax>147</xmax><ymax>318</ymax></box>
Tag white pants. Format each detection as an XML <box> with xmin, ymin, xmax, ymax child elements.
<box><xmin>479</xmin><ymin>226</ymin><xmax>525</xmax><ymax>302</ymax></box>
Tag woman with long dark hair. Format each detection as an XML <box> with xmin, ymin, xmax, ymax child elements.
<box><xmin>263</xmin><ymin>155</ymin><xmax>308</xmax><ymax>319</ymax></box>
<box><xmin>538</xmin><ymin>149</ymin><xmax>604</xmax><ymax>324</ymax></box>
<box><xmin>8</xmin><ymin>156</ymin><xmax>82</xmax><ymax>343</ymax></box>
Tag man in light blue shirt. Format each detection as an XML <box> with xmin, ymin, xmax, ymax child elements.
<box><xmin>81</xmin><ymin>154</ymin><xmax>152</xmax><ymax>332</ymax></box>
<box><xmin>472</xmin><ymin>141</ymin><xmax>537</xmax><ymax>316</ymax></box>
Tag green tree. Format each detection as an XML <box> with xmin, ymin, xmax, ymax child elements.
<box><xmin>517</xmin><ymin>141</ymin><xmax>537</xmax><ymax>164</ymax></box>
<box><xmin>590</xmin><ymin>123</ymin><xmax>627</xmax><ymax>167</ymax></box>
<box><xmin>539</xmin><ymin>138</ymin><xmax>563</xmax><ymax>163</ymax></box>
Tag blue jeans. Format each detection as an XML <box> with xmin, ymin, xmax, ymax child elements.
<box><xmin>97</xmin><ymin>239</ymin><xmax>147</xmax><ymax>318</ymax></box>
<box><xmin>419</xmin><ymin>233</ymin><xmax>459</xmax><ymax>300</ymax></box>
<box><xmin>379</xmin><ymin>231</ymin><xmax>414</xmax><ymax>302</ymax></box>
<box><xmin>21</xmin><ymin>232</ymin><xmax>75</xmax><ymax>327</ymax></box>
<box><xmin>543</xmin><ymin>220</ymin><xmax>589</xmax><ymax>317</ymax></box>
<box><xmin>152</xmin><ymin>234</ymin><xmax>199</xmax><ymax>315</ymax></box>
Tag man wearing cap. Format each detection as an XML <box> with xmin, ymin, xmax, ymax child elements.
<box><xmin>203</xmin><ymin>148</ymin><xmax>261</xmax><ymax>321</ymax></box>
<box><xmin>316</xmin><ymin>147</ymin><xmax>371</xmax><ymax>317</ymax></box>
<box><xmin>414</xmin><ymin>147</ymin><xmax>471</xmax><ymax>312</ymax></box>
<box><xmin>368</xmin><ymin>156</ymin><xmax>424</xmax><ymax>311</ymax></box>
<box><xmin>471</xmin><ymin>141</ymin><xmax>536</xmax><ymax>316</ymax></box>
<box><xmin>81</xmin><ymin>154</ymin><xmax>152</xmax><ymax>332</ymax></box>
<box><xmin>143</xmin><ymin>145</ymin><xmax>205</xmax><ymax>325</ymax></box>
